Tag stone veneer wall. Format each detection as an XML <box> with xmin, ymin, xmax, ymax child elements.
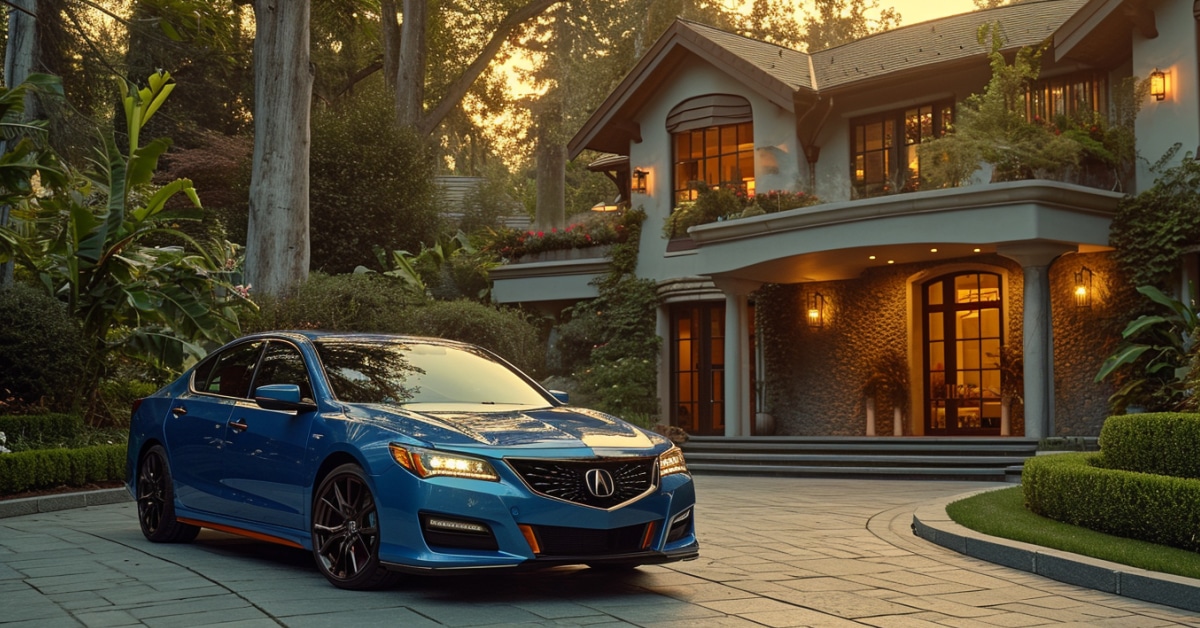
<box><xmin>757</xmin><ymin>255</ymin><xmax>1031</xmax><ymax>436</ymax></box>
<box><xmin>1049</xmin><ymin>252</ymin><xmax>1136</xmax><ymax>435</ymax></box>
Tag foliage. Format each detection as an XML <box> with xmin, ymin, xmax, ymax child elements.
<box><xmin>399</xmin><ymin>300</ymin><xmax>544</xmax><ymax>376</ymax></box>
<box><xmin>0</xmin><ymin>413</ymin><xmax>83</xmax><ymax>444</ymax></box>
<box><xmin>861</xmin><ymin>349</ymin><xmax>909</xmax><ymax>410</ymax></box>
<box><xmin>663</xmin><ymin>183</ymin><xmax>819</xmax><ymax>238</ymax></box>
<box><xmin>1022</xmin><ymin>451</ymin><xmax>1200</xmax><ymax>553</ymax></box>
<box><xmin>1097</xmin><ymin>413</ymin><xmax>1200</xmax><ymax>479</ymax></box>
<box><xmin>797</xmin><ymin>0</ymin><xmax>901</xmax><ymax>52</ymax></box>
<box><xmin>457</xmin><ymin>167</ymin><xmax>525</xmax><ymax>235</ymax></box>
<box><xmin>0</xmin><ymin>444</ymin><xmax>126</xmax><ymax>495</ymax></box>
<box><xmin>309</xmin><ymin>82</ymin><xmax>443</xmax><ymax>274</ymax></box>
<box><xmin>1109</xmin><ymin>146</ymin><xmax>1200</xmax><ymax>290</ymax></box>
<box><xmin>242</xmin><ymin>272</ymin><xmax>428</xmax><ymax>334</ymax></box>
<box><xmin>360</xmin><ymin>231</ymin><xmax>497</xmax><ymax>301</ymax></box>
<box><xmin>948</xmin><ymin>485</ymin><xmax>1200</xmax><ymax>581</ymax></box>
<box><xmin>919</xmin><ymin>25</ymin><xmax>1083</xmax><ymax>186</ymax></box>
<box><xmin>0</xmin><ymin>283</ymin><xmax>85</xmax><ymax>414</ymax></box>
<box><xmin>485</xmin><ymin>208</ymin><xmax>643</xmax><ymax>259</ymax></box>
<box><xmin>1095</xmin><ymin>285</ymin><xmax>1199</xmax><ymax>413</ymax></box>
<box><xmin>1</xmin><ymin>71</ymin><xmax>246</xmax><ymax>423</ymax></box>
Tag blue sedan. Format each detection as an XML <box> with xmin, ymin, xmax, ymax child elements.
<box><xmin>126</xmin><ymin>331</ymin><xmax>698</xmax><ymax>589</ymax></box>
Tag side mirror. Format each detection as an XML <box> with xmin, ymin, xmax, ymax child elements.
<box><xmin>255</xmin><ymin>384</ymin><xmax>317</xmax><ymax>413</ymax></box>
<box><xmin>549</xmin><ymin>390</ymin><xmax>570</xmax><ymax>404</ymax></box>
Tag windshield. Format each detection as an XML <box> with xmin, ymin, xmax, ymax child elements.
<box><xmin>314</xmin><ymin>339</ymin><xmax>551</xmax><ymax>408</ymax></box>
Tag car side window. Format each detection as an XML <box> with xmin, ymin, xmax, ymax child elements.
<box><xmin>199</xmin><ymin>342</ymin><xmax>264</xmax><ymax>398</ymax></box>
<box><xmin>253</xmin><ymin>342</ymin><xmax>314</xmax><ymax>401</ymax></box>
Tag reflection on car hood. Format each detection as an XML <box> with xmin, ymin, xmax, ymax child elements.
<box><xmin>355</xmin><ymin>404</ymin><xmax>661</xmax><ymax>450</ymax></box>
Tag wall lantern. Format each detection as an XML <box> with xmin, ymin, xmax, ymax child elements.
<box><xmin>1074</xmin><ymin>266</ymin><xmax>1093</xmax><ymax>309</ymax></box>
<box><xmin>632</xmin><ymin>169</ymin><xmax>649</xmax><ymax>195</ymax></box>
<box><xmin>1150</xmin><ymin>69</ymin><xmax>1167</xmax><ymax>101</ymax></box>
<box><xmin>807</xmin><ymin>292</ymin><xmax>826</xmax><ymax>328</ymax></box>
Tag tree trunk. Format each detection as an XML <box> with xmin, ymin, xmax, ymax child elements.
<box><xmin>380</xmin><ymin>0</ymin><xmax>400</xmax><ymax>90</ymax></box>
<box><xmin>246</xmin><ymin>0</ymin><xmax>313</xmax><ymax>298</ymax></box>
<box><xmin>395</xmin><ymin>0</ymin><xmax>426</xmax><ymax>130</ymax></box>
<box><xmin>1</xmin><ymin>0</ymin><xmax>37</xmax><ymax>288</ymax></box>
<box><xmin>533</xmin><ymin>101</ymin><xmax>565</xmax><ymax>230</ymax></box>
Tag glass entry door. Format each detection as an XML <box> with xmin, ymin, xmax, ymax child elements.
<box><xmin>671</xmin><ymin>303</ymin><xmax>725</xmax><ymax>436</ymax></box>
<box><xmin>923</xmin><ymin>273</ymin><xmax>1003</xmax><ymax>435</ymax></box>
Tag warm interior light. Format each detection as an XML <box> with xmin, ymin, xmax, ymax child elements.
<box><xmin>930</xmin><ymin>248</ymin><xmax>938</xmax><ymax>253</ymax></box>
<box><xmin>869</xmin><ymin>255</ymin><xmax>876</xmax><ymax>260</ymax></box>
<box><xmin>1074</xmin><ymin>267</ymin><xmax>1094</xmax><ymax>308</ymax></box>
<box><xmin>973</xmin><ymin>248</ymin><xmax>981</xmax><ymax>253</ymax></box>
<box><xmin>807</xmin><ymin>293</ymin><xmax>825</xmax><ymax>328</ymax></box>
<box><xmin>1150</xmin><ymin>69</ymin><xmax>1167</xmax><ymax>101</ymax></box>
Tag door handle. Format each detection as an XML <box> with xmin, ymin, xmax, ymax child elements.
<box><xmin>228</xmin><ymin>418</ymin><xmax>248</xmax><ymax>432</ymax></box>
<box><xmin>171</xmin><ymin>406</ymin><xmax>187</xmax><ymax>417</ymax></box>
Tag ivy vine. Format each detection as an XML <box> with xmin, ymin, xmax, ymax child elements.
<box><xmin>1109</xmin><ymin>145</ymin><xmax>1200</xmax><ymax>290</ymax></box>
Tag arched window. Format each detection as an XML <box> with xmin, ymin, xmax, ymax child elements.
<box><xmin>668</xmin><ymin>95</ymin><xmax>754</xmax><ymax>206</ymax></box>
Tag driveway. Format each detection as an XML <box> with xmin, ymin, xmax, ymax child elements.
<box><xmin>2</xmin><ymin>476</ymin><xmax>1197</xmax><ymax>627</ymax></box>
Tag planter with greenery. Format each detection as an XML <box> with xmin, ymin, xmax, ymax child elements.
<box><xmin>486</xmin><ymin>208</ymin><xmax>644</xmax><ymax>261</ymax></box>
<box><xmin>663</xmin><ymin>183</ymin><xmax>820</xmax><ymax>239</ymax></box>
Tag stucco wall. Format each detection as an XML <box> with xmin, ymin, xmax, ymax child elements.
<box><xmin>1133</xmin><ymin>0</ymin><xmax>1200</xmax><ymax>191</ymax></box>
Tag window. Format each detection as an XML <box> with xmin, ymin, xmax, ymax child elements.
<box><xmin>1025</xmin><ymin>71</ymin><xmax>1107</xmax><ymax>124</ymax></box>
<box><xmin>254</xmin><ymin>341</ymin><xmax>314</xmax><ymax>401</ymax></box>
<box><xmin>851</xmin><ymin>100</ymin><xmax>953</xmax><ymax>198</ymax></box>
<box><xmin>195</xmin><ymin>341</ymin><xmax>264</xmax><ymax>398</ymax></box>
<box><xmin>673</xmin><ymin>122</ymin><xmax>754</xmax><ymax>205</ymax></box>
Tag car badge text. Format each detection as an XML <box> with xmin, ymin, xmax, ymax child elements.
<box><xmin>585</xmin><ymin>468</ymin><xmax>616</xmax><ymax>498</ymax></box>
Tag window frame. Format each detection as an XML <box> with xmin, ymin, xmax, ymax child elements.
<box><xmin>671</xmin><ymin>121</ymin><xmax>755</xmax><ymax>207</ymax></box>
<box><xmin>850</xmin><ymin>99</ymin><xmax>954</xmax><ymax>198</ymax></box>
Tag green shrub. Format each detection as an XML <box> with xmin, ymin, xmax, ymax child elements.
<box><xmin>398</xmin><ymin>300</ymin><xmax>544</xmax><ymax>376</ymax></box>
<box><xmin>1022</xmin><ymin>452</ymin><xmax>1200</xmax><ymax>552</ymax></box>
<box><xmin>0</xmin><ymin>444</ymin><xmax>126</xmax><ymax>494</ymax></box>
<box><xmin>0</xmin><ymin>283</ymin><xmax>86</xmax><ymax>413</ymax></box>
<box><xmin>0</xmin><ymin>413</ymin><xmax>83</xmax><ymax>443</ymax></box>
<box><xmin>1097</xmin><ymin>413</ymin><xmax>1200</xmax><ymax>478</ymax></box>
<box><xmin>242</xmin><ymin>272</ymin><xmax>427</xmax><ymax>334</ymax></box>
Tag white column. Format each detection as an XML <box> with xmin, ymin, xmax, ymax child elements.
<box><xmin>656</xmin><ymin>305</ymin><xmax>671</xmax><ymax>428</ymax></box>
<box><xmin>998</xmin><ymin>243</ymin><xmax>1074</xmax><ymax>440</ymax></box>
<box><xmin>713</xmin><ymin>278</ymin><xmax>761</xmax><ymax>437</ymax></box>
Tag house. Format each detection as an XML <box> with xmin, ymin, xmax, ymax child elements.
<box><xmin>491</xmin><ymin>0</ymin><xmax>1200</xmax><ymax>439</ymax></box>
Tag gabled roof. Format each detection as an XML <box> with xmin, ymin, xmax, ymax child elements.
<box><xmin>569</xmin><ymin>0</ymin><xmax>1089</xmax><ymax>158</ymax></box>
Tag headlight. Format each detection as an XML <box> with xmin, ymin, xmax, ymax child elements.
<box><xmin>389</xmin><ymin>443</ymin><xmax>500</xmax><ymax>481</ymax></box>
<box><xmin>658</xmin><ymin>446</ymin><xmax>689</xmax><ymax>477</ymax></box>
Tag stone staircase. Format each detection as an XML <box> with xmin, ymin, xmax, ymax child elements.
<box><xmin>680</xmin><ymin>436</ymin><xmax>1041</xmax><ymax>482</ymax></box>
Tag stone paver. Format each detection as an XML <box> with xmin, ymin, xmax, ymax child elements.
<box><xmin>1</xmin><ymin>476</ymin><xmax>1199</xmax><ymax>627</ymax></box>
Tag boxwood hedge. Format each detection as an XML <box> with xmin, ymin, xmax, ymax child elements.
<box><xmin>0</xmin><ymin>413</ymin><xmax>83</xmax><ymax>443</ymax></box>
<box><xmin>1023</xmin><ymin>412</ymin><xmax>1200</xmax><ymax>553</ymax></box>
<box><xmin>0</xmin><ymin>444</ymin><xmax>126</xmax><ymax>495</ymax></box>
<box><xmin>1097</xmin><ymin>413</ymin><xmax>1200</xmax><ymax>479</ymax></box>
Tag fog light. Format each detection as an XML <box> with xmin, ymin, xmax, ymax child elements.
<box><xmin>425</xmin><ymin>517</ymin><xmax>490</xmax><ymax>535</ymax></box>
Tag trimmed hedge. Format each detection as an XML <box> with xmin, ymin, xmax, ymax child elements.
<box><xmin>0</xmin><ymin>444</ymin><xmax>127</xmax><ymax>495</ymax></box>
<box><xmin>1023</xmin><ymin>452</ymin><xmax>1200</xmax><ymax>552</ymax></box>
<box><xmin>1097</xmin><ymin>413</ymin><xmax>1200</xmax><ymax>479</ymax></box>
<box><xmin>0</xmin><ymin>413</ymin><xmax>83</xmax><ymax>442</ymax></box>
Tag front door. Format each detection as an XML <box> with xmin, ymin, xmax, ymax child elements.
<box><xmin>671</xmin><ymin>303</ymin><xmax>725</xmax><ymax>436</ymax></box>
<box><xmin>923</xmin><ymin>272</ymin><xmax>1003</xmax><ymax>435</ymax></box>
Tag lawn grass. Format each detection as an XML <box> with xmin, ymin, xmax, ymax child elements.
<box><xmin>947</xmin><ymin>486</ymin><xmax>1200</xmax><ymax>581</ymax></box>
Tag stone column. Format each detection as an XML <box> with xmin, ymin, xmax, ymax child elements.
<box><xmin>713</xmin><ymin>278</ymin><xmax>761</xmax><ymax>437</ymax></box>
<box><xmin>998</xmin><ymin>243</ymin><xmax>1074</xmax><ymax>440</ymax></box>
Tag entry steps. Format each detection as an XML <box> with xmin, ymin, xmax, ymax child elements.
<box><xmin>680</xmin><ymin>436</ymin><xmax>1041</xmax><ymax>482</ymax></box>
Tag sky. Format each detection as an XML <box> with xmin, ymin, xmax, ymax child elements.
<box><xmin>881</xmin><ymin>0</ymin><xmax>979</xmax><ymax>26</ymax></box>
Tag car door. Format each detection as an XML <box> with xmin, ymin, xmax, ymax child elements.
<box><xmin>219</xmin><ymin>340</ymin><xmax>318</xmax><ymax>531</ymax></box>
<box><xmin>164</xmin><ymin>340</ymin><xmax>265</xmax><ymax>515</ymax></box>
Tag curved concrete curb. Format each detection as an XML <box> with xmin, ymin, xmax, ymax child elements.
<box><xmin>913</xmin><ymin>486</ymin><xmax>1200</xmax><ymax>614</ymax></box>
<box><xmin>0</xmin><ymin>487</ymin><xmax>131</xmax><ymax>519</ymax></box>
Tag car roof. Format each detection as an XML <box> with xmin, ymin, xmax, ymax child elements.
<box><xmin>238</xmin><ymin>330</ymin><xmax>477</xmax><ymax>350</ymax></box>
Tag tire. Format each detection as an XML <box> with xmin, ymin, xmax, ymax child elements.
<box><xmin>311</xmin><ymin>464</ymin><xmax>399</xmax><ymax>590</ymax></box>
<box><xmin>136</xmin><ymin>445</ymin><xmax>200</xmax><ymax>543</ymax></box>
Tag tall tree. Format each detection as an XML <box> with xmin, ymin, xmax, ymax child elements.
<box><xmin>1</xmin><ymin>0</ymin><xmax>37</xmax><ymax>287</ymax></box>
<box><xmin>245</xmin><ymin>0</ymin><xmax>313</xmax><ymax>297</ymax></box>
<box><xmin>801</xmin><ymin>0</ymin><xmax>901</xmax><ymax>52</ymax></box>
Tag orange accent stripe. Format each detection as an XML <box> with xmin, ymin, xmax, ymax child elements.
<box><xmin>177</xmin><ymin>517</ymin><xmax>304</xmax><ymax>549</ymax></box>
<box><xmin>518</xmin><ymin>524</ymin><xmax>541</xmax><ymax>555</ymax></box>
<box><xmin>641</xmin><ymin>521</ymin><xmax>658</xmax><ymax>550</ymax></box>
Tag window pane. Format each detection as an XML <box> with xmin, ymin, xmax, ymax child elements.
<box><xmin>864</xmin><ymin>120</ymin><xmax>883</xmax><ymax>151</ymax></box>
<box><xmin>721</xmin><ymin>125</ymin><xmax>737</xmax><ymax>152</ymax></box>
<box><xmin>738</xmin><ymin>123</ymin><xmax>754</xmax><ymax>152</ymax></box>
<box><xmin>705</xmin><ymin>128</ymin><xmax>719</xmax><ymax>157</ymax></box>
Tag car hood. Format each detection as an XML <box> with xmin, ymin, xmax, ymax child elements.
<box><xmin>351</xmin><ymin>404</ymin><xmax>663</xmax><ymax>451</ymax></box>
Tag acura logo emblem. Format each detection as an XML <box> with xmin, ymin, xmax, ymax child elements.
<box><xmin>585</xmin><ymin>468</ymin><xmax>616</xmax><ymax>498</ymax></box>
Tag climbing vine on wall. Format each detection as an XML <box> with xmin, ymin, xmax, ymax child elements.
<box><xmin>1109</xmin><ymin>145</ymin><xmax>1200</xmax><ymax>290</ymax></box>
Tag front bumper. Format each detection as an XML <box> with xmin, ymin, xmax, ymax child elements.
<box><xmin>370</xmin><ymin>464</ymin><xmax>699</xmax><ymax>572</ymax></box>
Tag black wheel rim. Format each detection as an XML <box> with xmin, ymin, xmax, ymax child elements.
<box><xmin>313</xmin><ymin>473</ymin><xmax>381</xmax><ymax>582</ymax></box>
<box><xmin>137</xmin><ymin>452</ymin><xmax>166</xmax><ymax>534</ymax></box>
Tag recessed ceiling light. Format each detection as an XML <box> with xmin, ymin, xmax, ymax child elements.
<box><xmin>930</xmin><ymin>248</ymin><xmax>938</xmax><ymax>253</ymax></box>
<box><xmin>887</xmin><ymin>260</ymin><xmax>895</xmax><ymax>264</ymax></box>
<box><xmin>869</xmin><ymin>255</ymin><xmax>876</xmax><ymax>260</ymax></box>
<box><xmin>974</xmin><ymin>248</ymin><xmax>981</xmax><ymax>253</ymax></box>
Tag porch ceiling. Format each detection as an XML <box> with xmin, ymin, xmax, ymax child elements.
<box><xmin>686</xmin><ymin>180</ymin><xmax>1122</xmax><ymax>284</ymax></box>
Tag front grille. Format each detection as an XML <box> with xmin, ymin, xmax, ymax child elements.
<box><xmin>530</xmin><ymin>522</ymin><xmax>649</xmax><ymax>556</ymax></box>
<box><xmin>506</xmin><ymin>457</ymin><xmax>656</xmax><ymax>509</ymax></box>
